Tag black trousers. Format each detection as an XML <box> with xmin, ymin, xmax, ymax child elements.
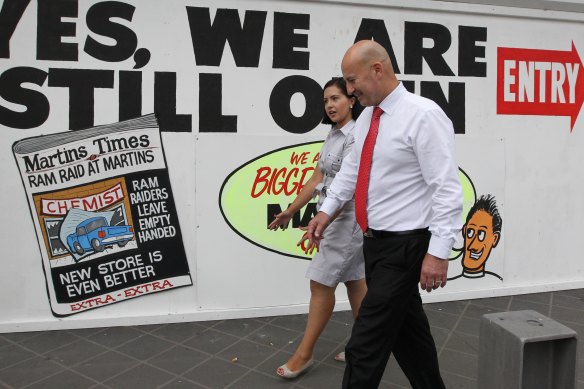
<box><xmin>342</xmin><ymin>231</ymin><xmax>446</xmax><ymax>389</ymax></box>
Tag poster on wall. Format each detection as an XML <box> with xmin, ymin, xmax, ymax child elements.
<box><xmin>13</xmin><ymin>114</ymin><xmax>191</xmax><ymax>316</ymax></box>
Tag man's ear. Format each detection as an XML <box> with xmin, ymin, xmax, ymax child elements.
<box><xmin>492</xmin><ymin>232</ymin><xmax>500</xmax><ymax>247</ymax></box>
<box><xmin>371</xmin><ymin>61</ymin><xmax>383</xmax><ymax>77</ymax></box>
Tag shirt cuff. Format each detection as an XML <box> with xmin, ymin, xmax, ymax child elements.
<box><xmin>320</xmin><ymin>198</ymin><xmax>341</xmax><ymax>218</ymax></box>
<box><xmin>428</xmin><ymin>235</ymin><xmax>454</xmax><ymax>260</ymax></box>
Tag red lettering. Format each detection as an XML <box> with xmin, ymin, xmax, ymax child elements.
<box><xmin>41</xmin><ymin>183</ymin><xmax>124</xmax><ymax>215</ymax></box>
<box><xmin>82</xmin><ymin>196</ymin><xmax>99</xmax><ymax>210</ymax></box>
<box><xmin>46</xmin><ymin>201</ymin><xmax>56</xmax><ymax>214</ymax></box>
<box><xmin>290</xmin><ymin>151</ymin><xmax>309</xmax><ymax>165</ymax></box>
<box><xmin>251</xmin><ymin>167</ymin><xmax>272</xmax><ymax>198</ymax></box>
<box><xmin>57</xmin><ymin>201</ymin><xmax>69</xmax><ymax>215</ymax></box>
<box><xmin>297</xmin><ymin>167</ymin><xmax>314</xmax><ymax>194</ymax></box>
<box><xmin>290</xmin><ymin>151</ymin><xmax>301</xmax><ymax>165</ymax></box>
<box><xmin>268</xmin><ymin>168</ymin><xmax>279</xmax><ymax>194</ymax></box>
<box><xmin>251</xmin><ymin>166</ymin><xmax>316</xmax><ymax>198</ymax></box>
<box><xmin>70</xmin><ymin>302</ymin><xmax>85</xmax><ymax>311</ymax></box>
<box><xmin>124</xmin><ymin>286</ymin><xmax>143</xmax><ymax>297</ymax></box>
<box><xmin>283</xmin><ymin>168</ymin><xmax>299</xmax><ymax>196</ymax></box>
<box><xmin>103</xmin><ymin>294</ymin><xmax>115</xmax><ymax>304</ymax></box>
<box><xmin>271</xmin><ymin>168</ymin><xmax>287</xmax><ymax>195</ymax></box>
<box><xmin>497</xmin><ymin>43</ymin><xmax>584</xmax><ymax>130</ymax></box>
<box><xmin>69</xmin><ymin>295</ymin><xmax>115</xmax><ymax>312</ymax></box>
<box><xmin>123</xmin><ymin>280</ymin><xmax>175</xmax><ymax>298</ymax></box>
<box><xmin>102</xmin><ymin>187</ymin><xmax>116</xmax><ymax>206</ymax></box>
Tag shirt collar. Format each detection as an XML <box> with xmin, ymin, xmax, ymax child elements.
<box><xmin>377</xmin><ymin>82</ymin><xmax>406</xmax><ymax>117</ymax></box>
<box><xmin>334</xmin><ymin>119</ymin><xmax>355</xmax><ymax>137</ymax></box>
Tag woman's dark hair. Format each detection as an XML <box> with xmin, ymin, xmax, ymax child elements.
<box><xmin>322</xmin><ymin>77</ymin><xmax>363</xmax><ymax>125</ymax></box>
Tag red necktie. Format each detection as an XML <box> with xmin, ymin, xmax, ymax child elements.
<box><xmin>355</xmin><ymin>107</ymin><xmax>383</xmax><ymax>232</ymax></box>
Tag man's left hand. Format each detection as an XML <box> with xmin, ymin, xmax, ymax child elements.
<box><xmin>420</xmin><ymin>253</ymin><xmax>448</xmax><ymax>293</ymax></box>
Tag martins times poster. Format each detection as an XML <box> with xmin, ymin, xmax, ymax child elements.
<box><xmin>13</xmin><ymin>114</ymin><xmax>191</xmax><ymax>316</ymax></box>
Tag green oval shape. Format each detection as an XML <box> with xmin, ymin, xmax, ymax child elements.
<box><xmin>219</xmin><ymin>143</ymin><xmax>477</xmax><ymax>260</ymax></box>
<box><xmin>219</xmin><ymin>142</ymin><xmax>323</xmax><ymax>259</ymax></box>
<box><xmin>452</xmin><ymin>168</ymin><xmax>477</xmax><ymax>259</ymax></box>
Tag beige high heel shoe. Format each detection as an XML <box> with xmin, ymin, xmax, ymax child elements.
<box><xmin>276</xmin><ymin>358</ymin><xmax>314</xmax><ymax>379</ymax></box>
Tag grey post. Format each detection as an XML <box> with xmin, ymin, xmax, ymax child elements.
<box><xmin>478</xmin><ymin>309</ymin><xmax>578</xmax><ymax>389</ymax></box>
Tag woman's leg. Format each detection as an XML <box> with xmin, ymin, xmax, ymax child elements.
<box><xmin>284</xmin><ymin>280</ymin><xmax>337</xmax><ymax>371</ymax></box>
<box><xmin>345</xmin><ymin>279</ymin><xmax>367</xmax><ymax>319</ymax></box>
<box><xmin>333</xmin><ymin>279</ymin><xmax>367</xmax><ymax>362</ymax></box>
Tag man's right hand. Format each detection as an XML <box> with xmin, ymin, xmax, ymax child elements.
<box><xmin>302</xmin><ymin>211</ymin><xmax>331</xmax><ymax>253</ymax></box>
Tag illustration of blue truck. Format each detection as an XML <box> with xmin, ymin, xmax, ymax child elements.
<box><xmin>67</xmin><ymin>216</ymin><xmax>134</xmax><ymax>255</ymax></box>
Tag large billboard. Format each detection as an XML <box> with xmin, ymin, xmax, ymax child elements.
<box><xmin>0</xmin><ymin>0</ymin><xmax>582</xmax><ymax>329</ymax></box>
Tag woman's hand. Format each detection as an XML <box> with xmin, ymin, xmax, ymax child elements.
<box><xmin>268</xmin><ymin>210</ymin><xmax>293</xmax><ymax>230</ymax></box>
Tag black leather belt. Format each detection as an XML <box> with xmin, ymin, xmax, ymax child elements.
<box><xmin>364</xmin><ymin>227</ymin><xmax>429</xmax><ymax>238</ymax></box>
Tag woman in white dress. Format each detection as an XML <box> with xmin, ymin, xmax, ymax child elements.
<box><xmin>269</xmin><ymin>77</ymin><xmax>367</xmax><ymax>379</ymax></box>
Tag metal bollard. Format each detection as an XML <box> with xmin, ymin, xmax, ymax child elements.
<box><xmin>478</xmin><ymin>310</ymin><xmax>578</xmax><ymax>389</ymax></box>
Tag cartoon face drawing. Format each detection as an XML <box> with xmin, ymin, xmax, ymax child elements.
<box><xmin>463</xmin><ymin>209</ymin><xmax>500</xmax><ymax>273</ymax></box>
<box><xmin>461</xmin><ymin>195</ymin><xmax>502</xmax><ymax>276</ymax></box>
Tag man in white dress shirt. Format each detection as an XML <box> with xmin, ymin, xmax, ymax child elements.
<box><xmin>305</xmin><ymin>40</ymin><xmax>463</xmax><ymax>388</ymax></box>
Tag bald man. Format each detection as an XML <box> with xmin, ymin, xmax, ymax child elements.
<box><xmin>306</xmin><ymin>40</ymin><xmax>463</xmax><ymax>388</ymax></box>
